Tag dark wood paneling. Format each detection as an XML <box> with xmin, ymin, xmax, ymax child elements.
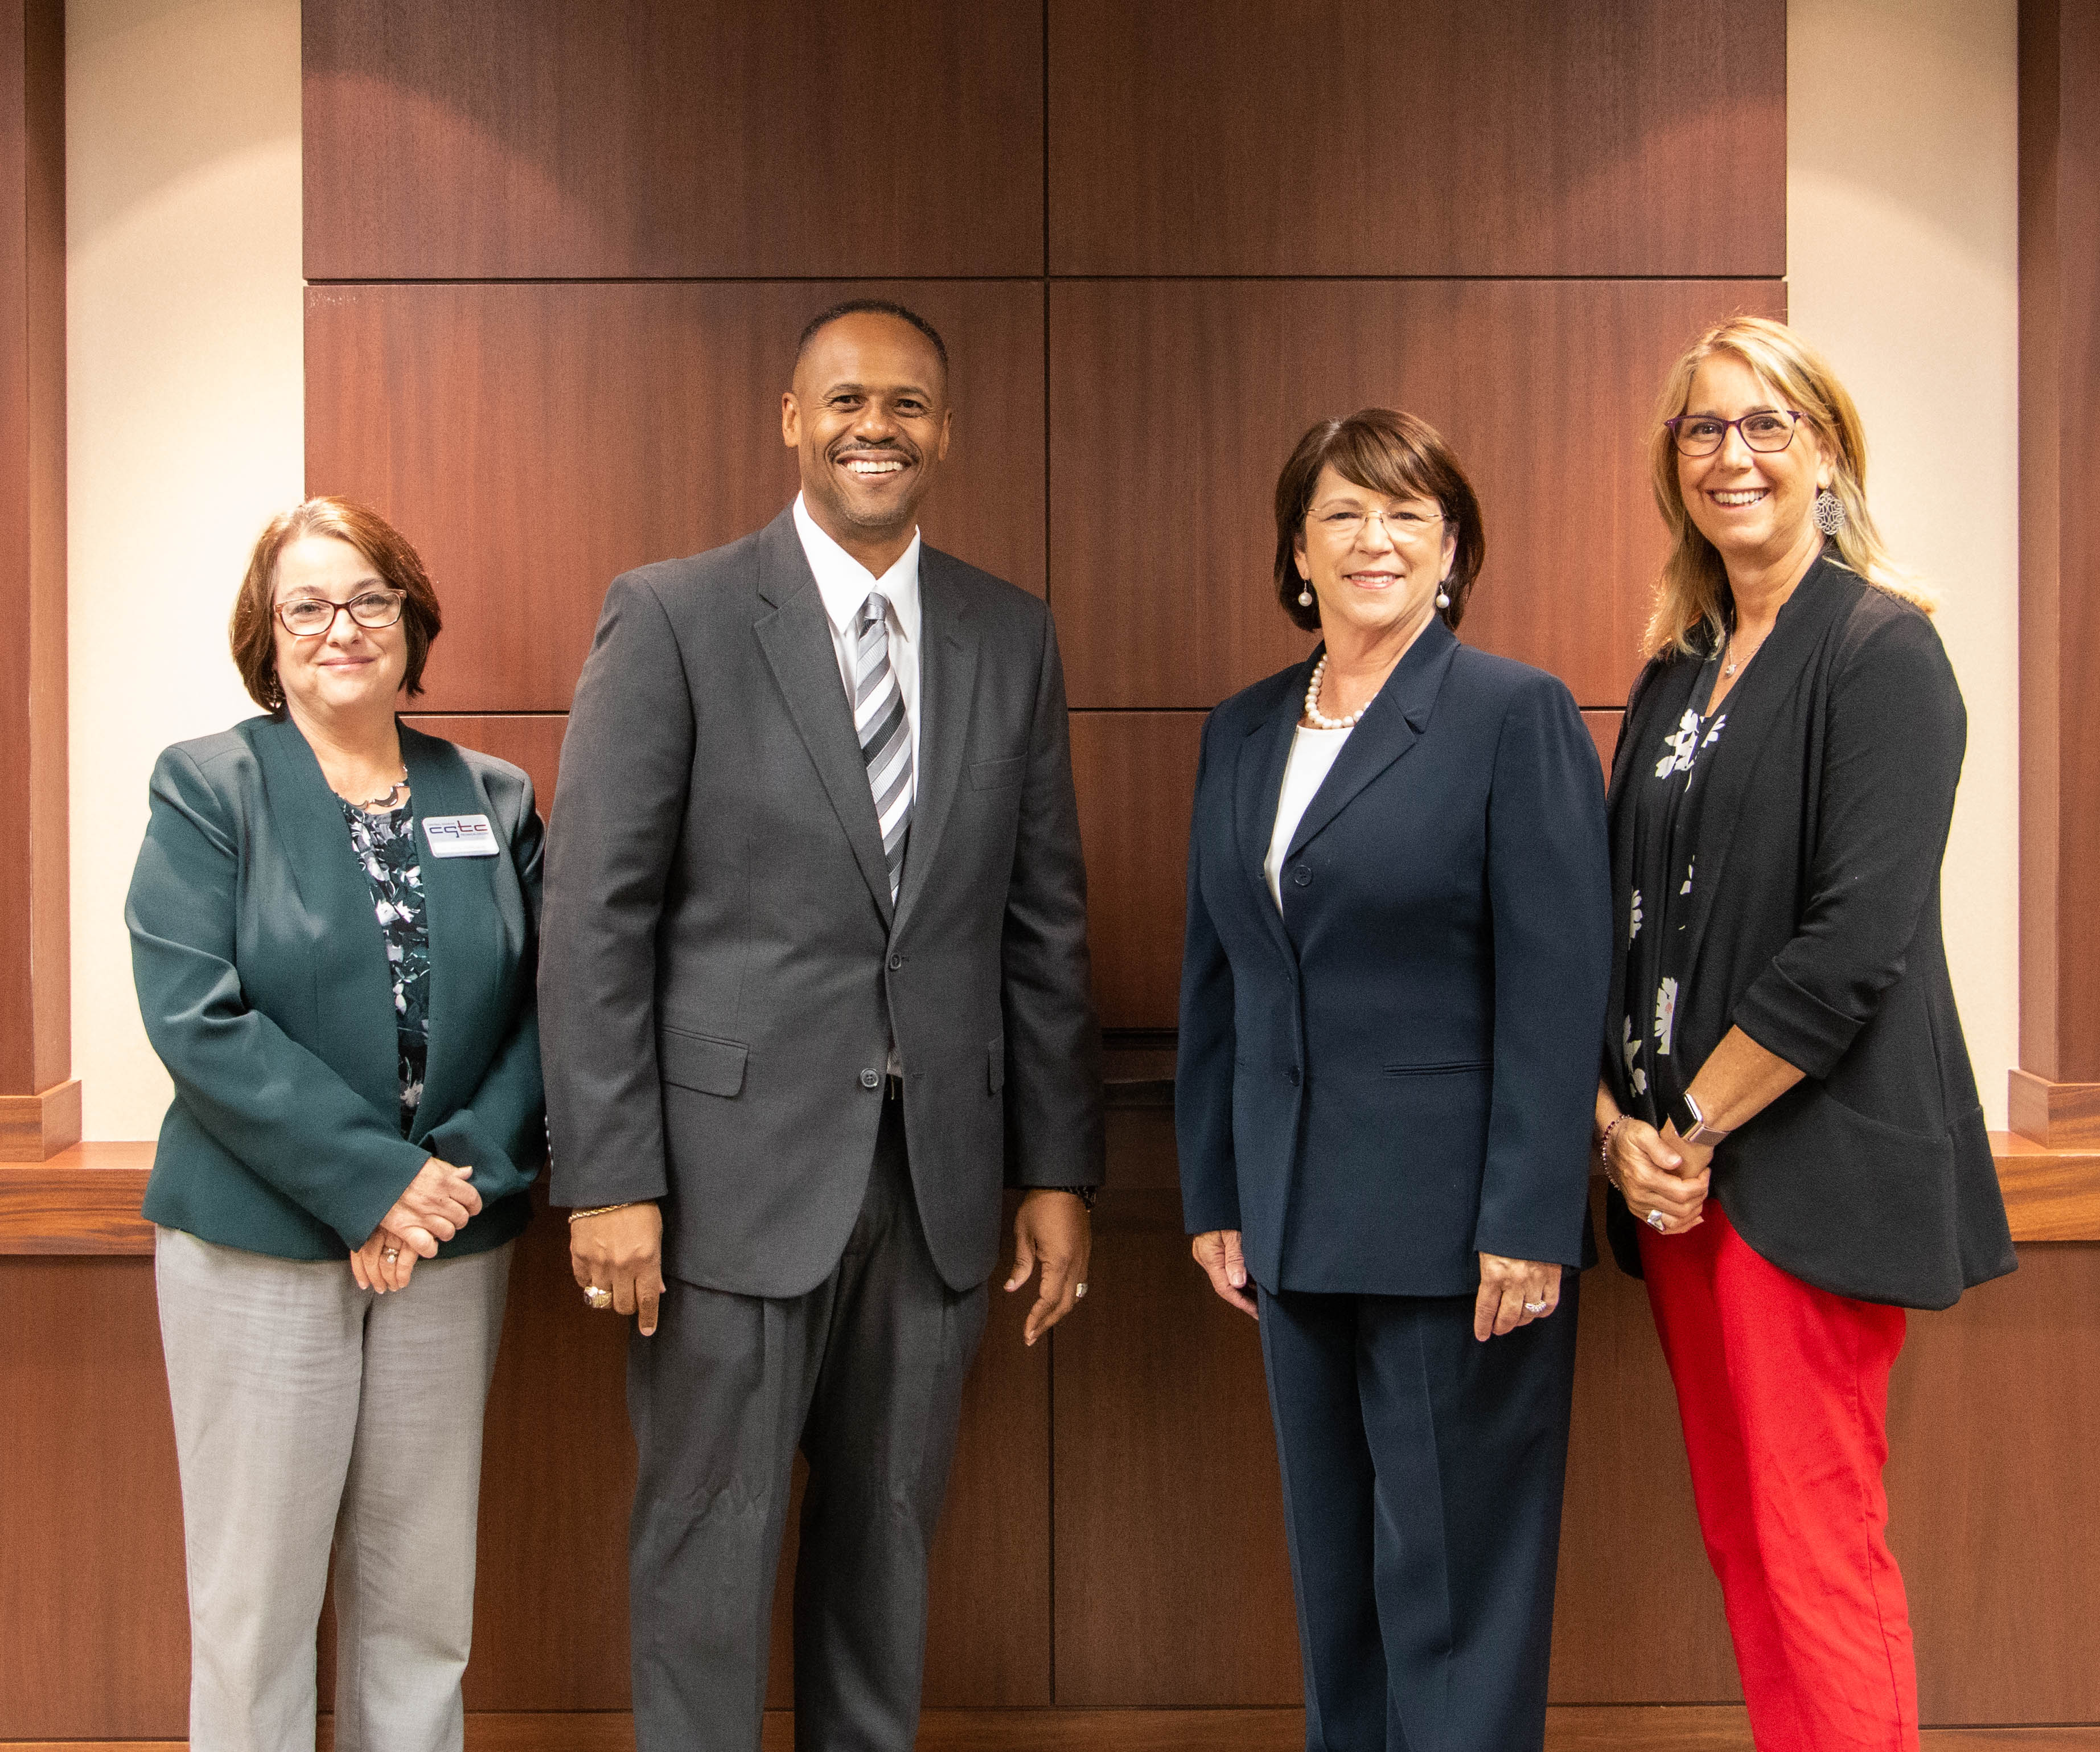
<box><xmin>308</xmin><ymin>281</ymin><xmax>1045</xmax><ymax>712</ymax></box>
<box><xmin>1051</xmin><ymin>1185</ymin><xmax>1302</xmax><ymax>1706</ymax></box>
<box><xmin>2019</xmin><ymin>0</ymin><xmax>2100</xmax><ymax>1086</ymax></box>
<box><xmin>1549</xmin><ymin>1191</ymin><xmax>1739</xmax><ymax>1703</ymax></box>
<box><xmin>1891</xmin><ymin>1245</ymin><xmax>2100</xmax><ymax>1723</ymax></box>
<box><xmin>1047</xmin><ymin>0</ymin><xmax>1785</xmax><ymax>277</ymax></box>
<box><xmin>0</xmin><ymin>1140</ymin><xmax>151</xmax><ymax>1251</ymax></box>
<box><xmin>402</xmin><ymin>714</ymin><xmax>566</xmax><ymax>815</ymax></box>
<box><xmin>0</xmin><ymin>1257</ymin><xmax>188</xmax><ymax>1738</ymax></box>
<box><xmin>1071</xmin><ymin>713</ymin><xmax>1204</xmax><ymax>1029</ymax></box>
<box><xmin>303</xmin><ymin>0</ymin><xmax>1043</xmax><ymax>280</ymax></box>
<box><xmin>0</xmin><ymin>0</ymin><xmax>66</xmax><ymax>1105</ymax></box>
<box><xmin>1048</xmin><ymin>278</ymin><xmax>1786</xmax><ymax>710</ymax></box>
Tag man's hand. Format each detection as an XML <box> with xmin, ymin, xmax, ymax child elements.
<box><xmin>570</xmin><ymin>1201</ymin><xmax>666</xmax><ymax>1337</ymax></box>
<box><xmin>1473</xmin><ymin>1253</ymin><xmax>1563</xmax><ymax>1341</ymax></box>
<box><xmin>1191</xmin><ymin>1229</ymin><xmax>1257</xmax><ymax>1320</ymax></box>
<box><xmin>1006</xmin><ymin>1190</ymin><xmax>1091</xmax><ymax>1347</ymax></box>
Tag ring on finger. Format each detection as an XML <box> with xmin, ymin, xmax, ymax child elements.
<box><xmin>583</xmin><ymin>1285</ymin><xmax>613</xmax><ymax>1310</ymax></box>
<box><xmin>1523</xmin><ymin>1299</ymin><xmax>1549</xmax><ymax>1314</ymax></box>
<box><xmin>1645</xmin><ymin>1208</ymin><xmax>1669</xmax><ymax>1233</ymax></box>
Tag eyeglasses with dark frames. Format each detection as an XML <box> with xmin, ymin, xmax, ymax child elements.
<box><xmin>1663</xmin><ymin>409</ymin><xmax>1807</xmax><ymax>458</ymax></box>
<box><xmin>276</xmin><ymin>589</ymin><xmax>408</xmax><ymax>638</ymax></box>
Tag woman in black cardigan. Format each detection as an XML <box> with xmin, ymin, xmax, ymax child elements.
<box><xmin>1596</xmin><ymin>317</ymin><xmax>2014</xmax><ymax>1752</ymax></box>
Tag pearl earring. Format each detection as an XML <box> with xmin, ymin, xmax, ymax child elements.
<box><xmin>1435</xmin><ymin>580</ymin><xmax>1452</xmax><ymax>610</ymax></box>
<box><xmin>1298</xmin><ymin>587</ymin><xmax>1314</xmax><ymax>607</ymax></box>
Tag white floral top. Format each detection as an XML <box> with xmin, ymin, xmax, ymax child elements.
<box><xmin>343</xmin><ymin>798</ymin><xmax>430</xmax><ymax>1136</ymax></box>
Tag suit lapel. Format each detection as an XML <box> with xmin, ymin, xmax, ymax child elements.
<box><xmin>893</xmin><ymin>548</ymin><xmax>977</xmax><ymax>933</ymax></box>
<box><xmin>751</xmin><ymin>510</ymin><xmax>895</xmax><ymax>923</ymax></box>
<box><xmin>401</xmin><ymin>727</ymin><xmax>507</xmax><ymax>1135</ymax></box>
<box><xmin>250</xmin><ymin>715</ymin><xmax>400</xmax><ymax>1118</ymax></box>
<box><xmin>1234</xmin><ymin>663</ymin><xmax>1310</xmax><ymax>963</ymax></box>
<box><xmin>1675</xmin><ymin>555</ymin><xmax>1856</xmax><ymax>988</ymax></box>
<box><xmin>1285</xmin><ymin>615</ymin><xmax>1460</xmax><ymax>859</ymax></box>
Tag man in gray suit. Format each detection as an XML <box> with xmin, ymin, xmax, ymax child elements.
<box><xmin>540</xmin><ymin>300</ymin><xmax>1103</xmax><ymax>1751</ymax></box>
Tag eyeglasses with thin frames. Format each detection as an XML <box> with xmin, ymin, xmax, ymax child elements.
<box><xmin>276</xmin><ymin>589</ymin><xmax>408</xmax><ymax>638</ymax></box>
<box><xmin>1308</xmin><ymin>506</ymin><xmax>1447</xmax><ymax>543</ymax></box>
<box><xmin>1663</xmin><ymin>410</ymin><xmax>1806</xmax><ymax>458</ymax></box>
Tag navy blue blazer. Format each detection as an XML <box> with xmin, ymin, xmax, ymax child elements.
<box><xmin>1176</xmin><ymin>618</ymin><xmax>1613</xmax><ymax>1296</ymax></box>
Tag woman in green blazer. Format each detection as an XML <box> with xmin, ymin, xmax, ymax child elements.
<box><xmin>127</xmin><ymin>498</ymin><xmax>543</xmax><ymax>1752</ymax></box>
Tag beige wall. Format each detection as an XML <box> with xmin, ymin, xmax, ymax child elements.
<box><xmin>64</xmin><ymin>0</ymin><xmax>2023</xmax><ymax>1136</ymax></box>
<box><xmin>1790</xmin><ymin>0</ymin><xmax>2021</xmax><ymax>1127</ymax></box>
<box><xmin>67</xmin><ymin>0</ymin><xmax>302</xmax><ymax>1140</ymax></box>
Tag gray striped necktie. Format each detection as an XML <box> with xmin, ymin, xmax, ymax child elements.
<box><xmin>855</xmin><ymin>589</ymin><xmax>913</xmax><ymax>900</ymax></box>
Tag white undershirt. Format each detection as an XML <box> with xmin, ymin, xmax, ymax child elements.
<box><xmin>1265</xmin><ymin>724</ymin><xmax>1354</xmax><ymax>909</ymax></box>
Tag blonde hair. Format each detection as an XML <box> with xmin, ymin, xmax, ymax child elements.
<box><xmin>1644</xmin><ymin>315</ymin><xmax>1927</xmax><ymax>658</ymax></box>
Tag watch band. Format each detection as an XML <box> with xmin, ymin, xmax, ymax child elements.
<box><xmin>1669</xmin><ymin>1088</ymin><xmax>1731</xmax><ymax>1147</ymax></box>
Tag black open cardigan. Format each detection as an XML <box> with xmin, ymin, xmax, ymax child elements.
<box><xmin>1601</xmin><ymin>555</ymin><xmax>2015</xmax><ymax>1310</ymax></box>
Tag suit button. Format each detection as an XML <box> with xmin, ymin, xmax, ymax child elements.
<box><xmin>1292</xmin><ymin>865</ymin><xmax>1312</xmax><ymax>888</ymax></box>
<box><xmin>860</xmin><ymin>1068</ymin><xmax>881</xmax><ymax>1089</ymax></box>
<box><xmin>888</xmin><ymin>954</ymin><xmax>904</xmax><ymax>970</ymax></box>
<box><xmin>1287</xmin><ymin>1066</ymin><xmax>1302</xmax><ymax>1086</ymax></box>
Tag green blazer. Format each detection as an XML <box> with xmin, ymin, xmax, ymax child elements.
<box><xmin>127</xmin><ymin>715</ymin><xmax>544</xmax><ymax>1261</ymax></box>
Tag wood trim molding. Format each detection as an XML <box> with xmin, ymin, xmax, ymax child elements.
<box><xmin>0</xmin><ymin>1077</ymin><xmax>79</xmax><ymax>1162</ymax></box>
<box><xmin>6</xmin><ymin>1137</ymin><xmax>2099</xmax><ymax>1254</ymax></box>
<box><xmin>0</xmin><ymin>1138</ymin><xmax>149</xmax><ymax>1248</ymax></box>
<box><xmin>6</xmin><ymin>1708</ymin><xmax>2094</xmax><ymax>1750</ymax></box>
<box><xmin>2010</xmin><ymin>1070</ymin><xmax>2100</xmax><ymax>1150</ymax></box>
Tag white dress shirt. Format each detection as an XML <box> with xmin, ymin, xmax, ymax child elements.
<box><xmin>1265</xmin><ymin>724</ymin><xmax>1353</xmax><ymax>909</ymax></box>
<box><xmin>792</xmin><ymin>492</ymin><xmax>922</xmax><ymax>782</ymax></box>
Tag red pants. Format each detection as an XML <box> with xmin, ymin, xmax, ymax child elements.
<box><xmin>1639</xmin><ymin>1202</ymin><xmax>1918</xmax><ymax>1752</ymax></box>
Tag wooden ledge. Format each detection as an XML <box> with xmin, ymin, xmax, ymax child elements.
<box><xmin>0</xmin><ymin>1141</ymin><xmax>155</xmax><ymax>1254</ymax></box>
<box><xmin>6</xmin><ymin>1136</ymin><xmax>2100</xmax><ymax>1256</ymax></box>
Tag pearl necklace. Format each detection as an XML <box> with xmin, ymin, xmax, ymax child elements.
<box><xmin>1303</xmin><ymin>655</ymin><xmax>1368</xmax><ymax>730</ymax></box>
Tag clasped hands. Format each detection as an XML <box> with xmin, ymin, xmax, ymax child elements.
<box><xmin>1604</xmin><ymin>1115</ymin><xmax>1712</xmax><ymax>1236</ymax></box>
<box><xmin>567</xmin><ymin>1188</ymin><xmax>1092</xmax><ymax>1346</ymax></box>
<box><xmin>349</xmin><ymin>1157</ymin><xmax>483</xmax><ymax>1294</ymax></box>
<box><xmin>1192</xmin><ymin>1230</ymin><xmax>1565</xmax><ymax>1341</ymax></box>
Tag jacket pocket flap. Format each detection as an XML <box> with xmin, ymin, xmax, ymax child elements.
<box><xmin>660</xmin><ymin>1027</ymin><xmax>748</xmax><ymax>1098</ymax></box>
<box><xmin>970</xmin><ymin>755</ymin><xmax>1026</xmax><ymax>790</ymax></box>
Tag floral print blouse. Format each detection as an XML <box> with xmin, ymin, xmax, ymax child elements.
<box><xmin>343</xmin><ymin>797</ymin><xmax>430</xmax><ymax>1135</ymax></box>
<box><xmin>1620</xmin><ymin>651</ymin><xmax>1727</xmax><ymax>1126</ymax></box>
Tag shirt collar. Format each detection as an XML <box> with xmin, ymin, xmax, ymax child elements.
<box><xmin>793</xmin><ymin>492</ymin><xmax>922</xmax><ymax>647</ymax></box>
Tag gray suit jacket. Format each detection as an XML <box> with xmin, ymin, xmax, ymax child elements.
<box><xmin>540</xmin><ymin>508</ymin><xmax>1103</xmax><ymax>1296</ymax></box>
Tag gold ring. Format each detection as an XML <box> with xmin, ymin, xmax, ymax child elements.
<box><xmin>583</xmin><ymin>1286</ymin><xmax>613</xmax><ymax>1310</ymax></box>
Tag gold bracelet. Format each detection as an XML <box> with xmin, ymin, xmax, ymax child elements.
<box><xmin>568</xmin><ymin>1201</ymin><xmax>640</xmax><ymax>1223</ymax></box>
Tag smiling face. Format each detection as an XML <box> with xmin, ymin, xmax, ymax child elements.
<box><xmin>782</xmin><ymin>312</ymin><xmax>953</xmax><ymax>562</ymax></box>
<box><xmin>1675</xmin><ymin>352</ymin><xmax>1832</xmax><ymax>576</ymax></box>
<box><xmin>270</xmin><ymin>534</ymin><xmax>408</xmax><ymax>729</ymax></box>
<box><xmin>1292</xmin><ymin>464</ymin><xmax>1457</xmax><ymax>646</ymax></box>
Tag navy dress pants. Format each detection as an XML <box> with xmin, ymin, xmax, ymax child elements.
<box><xmin>1258</xmin><ymin>1277</ymin><xmax>1581</xmax><ymax>1752</ymax></box>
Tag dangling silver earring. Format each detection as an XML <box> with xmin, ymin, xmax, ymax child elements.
<box><xmin>1298</xmin><ymin>586</ymin><xmax>1314</xmax><ymax>607</ymax></box>
<box><xmin>1435</xmin><ymin>579</ymin><xmax>1452</xmax><ymax>611</ymax></box>
<box><xmin>1814</xmin><ymin>487</ymin><xmax>1847</xmax><ymax>536</ymax></box>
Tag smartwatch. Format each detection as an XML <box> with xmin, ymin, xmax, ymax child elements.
<box><xmin>1668</xmin><ymin>1088</ymin><xmax>1731</xmax><ymax>1147</ymax></box>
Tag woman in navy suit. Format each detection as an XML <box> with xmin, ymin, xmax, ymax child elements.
<box><xmin>1177</xmin><ymin>410</ymin><xmax>1612</xmax><ymax>1752</ymax></box>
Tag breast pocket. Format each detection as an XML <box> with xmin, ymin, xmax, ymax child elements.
<box><xmin>969</xmin><ymin>755</ymin><xmax>1025</xmax><ymax>791</ymax></box>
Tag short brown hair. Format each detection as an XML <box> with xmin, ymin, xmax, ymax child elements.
<box><xmin>230</xmin><ymin>498</ymin><xmax>444</xmax><ymax>711</ymax></box>
<box><xmin>1273</xmin><ymin>409</ymin><xmax>1486</xmax><ymax>633</ymax></box>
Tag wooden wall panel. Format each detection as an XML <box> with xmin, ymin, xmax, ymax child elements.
<box><xmin>1071</xmin><ymin>713</ymin><xmax>1203</xmax><ymax>1030</ymax></box>
<box><xmin>1889</xmin><ymin>1245</ymin><xmax>2100</xmax><ymax>1723</ymax></box>
<box><xmin>0</xmin><ymin>0</ymin><xmax>67</xmax><ymax>1109</ymax></box>
<box><xmin>1047</xmin><ymin>0</ymin><xmax>1785</xmax><ymax>277</ymax></box>
<box><xmin>309</xmin><ymin>281</ymin><xmax>1045</xmax><ymax>713</ymax></box>
<box><xmin>303</xmin><ymin>0</ymin><xmax>1043</xmax><ymax>280</ymax></box>
<box><xmin>402</xmin><ymin>714</ymin><xmax>566</xmax><ymax>815</ymax></box>
<box><xmin>1048</xmin><ymin>278</ymin><xmax>1786</xmax><ymax>711</ymax></box>
<box><xmin>0</xmin><ymin>1257</ymin><xmax>187</xmax><ymax>1738</ymax></box>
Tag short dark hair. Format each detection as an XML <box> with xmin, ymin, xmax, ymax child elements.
<box><xmin>1272</xmin><ymin>409</ymin><xmax>1486</xmax><ymax>633</ymax></box>
<box><xmin>230</xmin><ymin>497</ymin><xmax>444</xmax><ymax>711</ymax></box>
<box><xmin>794</xmin><ymin>298</ymin><xmax>949</xmax><ymax>378</ymax></box>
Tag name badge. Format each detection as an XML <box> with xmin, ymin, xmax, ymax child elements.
<box><xmin>423</xmin><ymin>814</ymin><xmax>499</xmax><ymax>859</ymax></box>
